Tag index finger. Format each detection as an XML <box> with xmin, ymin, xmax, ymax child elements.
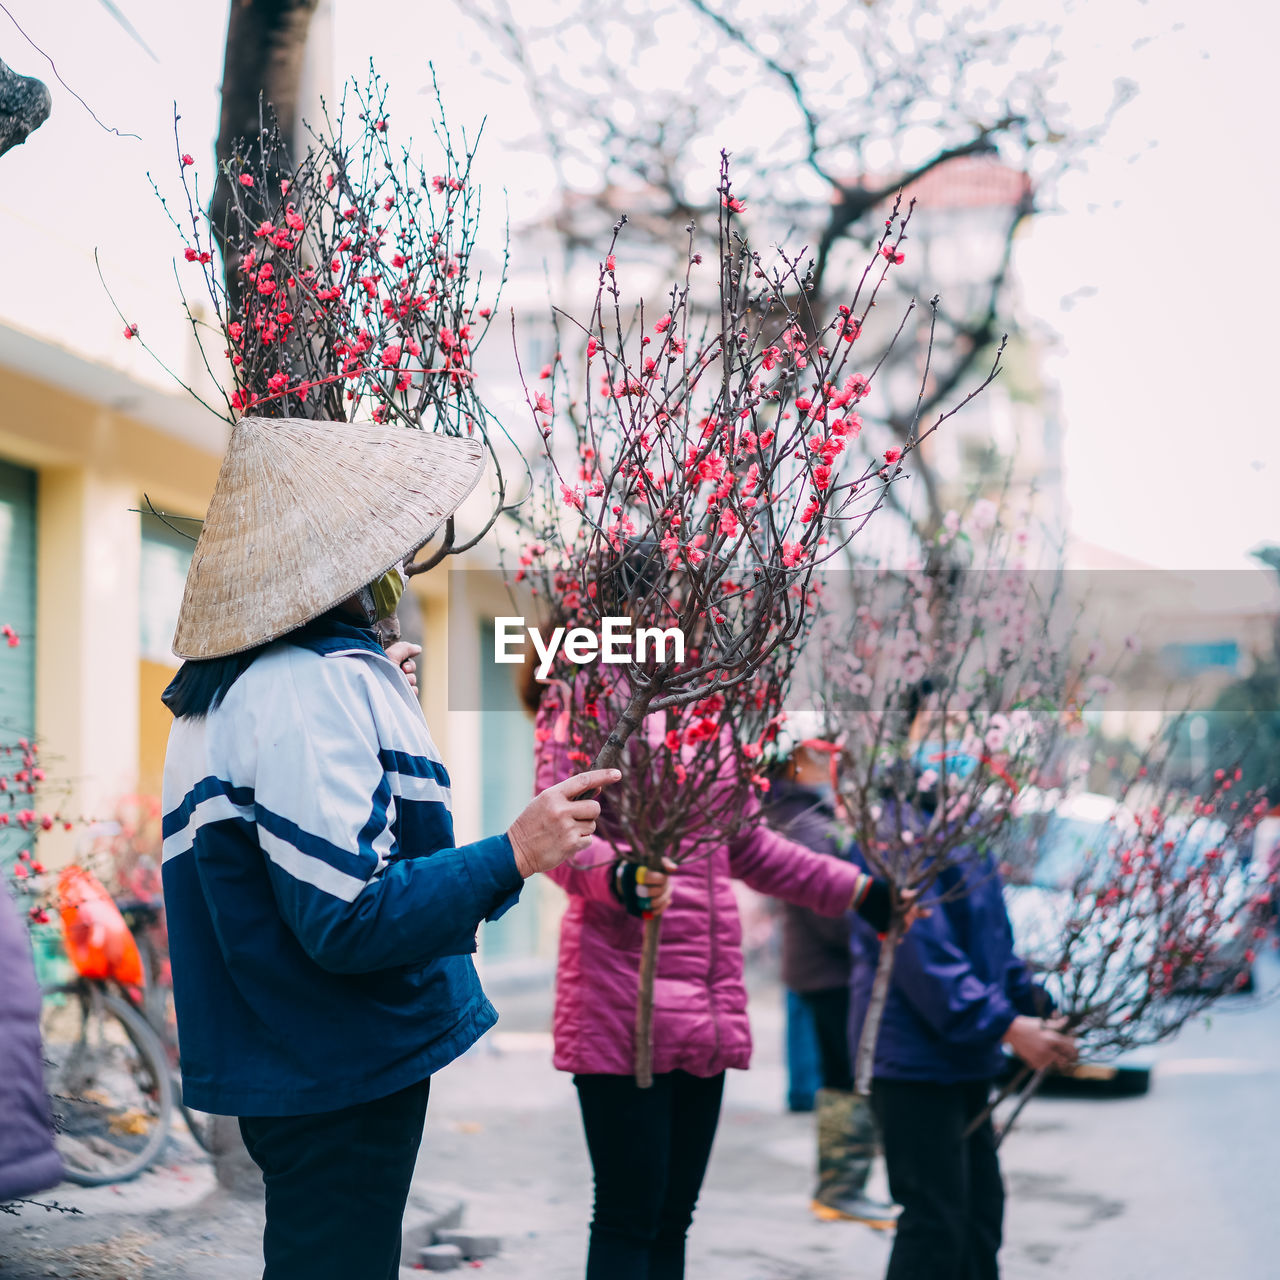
<box><xmin>558</xmin><ymin>769</ymin><xmax>622</xmax><ymax>800</ymax></box>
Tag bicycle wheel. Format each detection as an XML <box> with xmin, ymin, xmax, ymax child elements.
<box><xmin>177</xmin><ymin>1089</ymin><xmax>217</xmax><ymax>1153</ymax></box>
<box><xmin>40</xmin><ymin>984</ymin><xmax>174</xmax><ymax>1185</ymax></box>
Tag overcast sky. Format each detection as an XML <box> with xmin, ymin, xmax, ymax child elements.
<box><xmin>0</xmin><ymin>0</ymin><xmax>1274</xmax><ymax>570</ymax></box>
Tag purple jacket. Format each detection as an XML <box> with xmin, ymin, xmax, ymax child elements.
<box><xmin>848</xmin><ymin>848</ymin><xmax>1045</xmax><ymax>1084</ymax></box>
<box><xmin>537</xmin><ymin>707</ymin><xmax>868</xmax><ymax>1078</ymax></box>
<box><xmin>0</xmin><ymin>882</ymin><xmax>64</xmax><ymax>1200</ymax></box>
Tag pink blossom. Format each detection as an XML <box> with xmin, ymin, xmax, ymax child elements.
<box><xmin>884</xmin><ymin>446</ymin><xmax>903</xmax><ymax>465</ymax></box>
<box><xmin>535</xmin><ymin>392</ymin><xmax>553</xmax><ymax>415</ymax></box>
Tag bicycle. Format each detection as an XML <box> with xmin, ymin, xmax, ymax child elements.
<box><xmin>40</xmin><ymin>968</ymin><xmax>174</xmax><ymax>1186</ymax></box>
<box><xmin>39</xmin><ymin>883</ymin><xmax>213</xmax><ymax>1185</ymax></box>
<box><xmin>115</xmin><ymin>896</ymin><xmax>217</xmax><ymax>1155</ymax></box>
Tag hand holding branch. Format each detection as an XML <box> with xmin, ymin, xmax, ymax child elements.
<box><xmin>1001</xmin><ymin>1016</ymin><xmax>1078</xmax><ymax>1074</ymax></box>
<box><xmin>507</xmin><ymin>770</ymin><xmax>622</xmax><ymax>877</ymax></box>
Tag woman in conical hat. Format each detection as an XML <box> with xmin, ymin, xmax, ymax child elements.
<box><xmin>160</xmin><ymin>417</ymin><xmax>619</xmax><ymax>1280</ymax></box>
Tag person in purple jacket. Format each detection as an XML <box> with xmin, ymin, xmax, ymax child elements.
<box><xmin>847</xmin><ymin>799</ymin><xmax>1077</xmax><ymax>1280</ymax></box>
<box><xmin>0</xmin><ymin>879</ymin><xmax>64</xmax><ymax>1203</ymax></box>
<box><xmin>526</xmin><ymin>679</ymin><xmax>900</xmax><ymax>1280</ymax></box>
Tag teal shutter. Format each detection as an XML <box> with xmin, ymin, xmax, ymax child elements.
<box><xmin>477</xmin><ymin>619</ymin><xmax>538</xmax><ymax>961</ymax></box>
<box><xmin>0</xmin><ymin>459</ymin><xmax>37</xmax><ymax>864</ymax></box>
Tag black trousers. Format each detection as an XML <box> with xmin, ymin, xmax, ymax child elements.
<box><xmin>873</xmin><ymin>1078</ymin><xmax>1004</xmax><ymax>1280</ymax></box>
<box><xmin>574</xmin><ymin>1070</ymin><xmax>725</xmax><ymax>1280</ymax></box>
<box><xmin>798</xmin><ymin>986</ymin><xmax>854</xmax><ymax>1091</ymax></box>
<box><xmin>238</xmin><ymin>1077</ymin><xmax>431</xmax><ymax>1280</ymax></box>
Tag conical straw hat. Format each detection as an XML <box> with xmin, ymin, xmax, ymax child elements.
<box><xmin>172</xmin><ymin>416</ymin><xmax>486</xmax><ymax>660</ymax></box>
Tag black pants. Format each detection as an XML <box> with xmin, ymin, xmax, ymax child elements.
<box><xmin>574</xmin><ymin>1070</ymin><xmax>725</xmax><ymax>1280</ymax></box>
<box><xmin>873</xmin><ymin>1078</ymin><xmax>1003</xmax><ymax>1280</ymax></box>
<box><xmin>238</xmin><ymin>1077</ymin><xmax>431</xmax><ymax>1280</ymax></box>
<box><xmin>798</xmin><ymin>986</ymin><xmax>853</xmax><ymax>1091</ymax></box>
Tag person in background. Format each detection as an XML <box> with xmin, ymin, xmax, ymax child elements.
<box><xmin>846</xmin><ymin>766</ymin><xmax>1076</xmax><ymax>1280</ymax></box>
<box><xmin>523</xmin><ymin>667</ymin><xmax>908</xmax><ymax>1280</ymax></box>
<box><xmin>161</xmin><ymin>417</ymin><xmax>619</xmax><ymax>1280</ymax></box>
<box><xmin>0</xmin><ymin>877</ymin><xmax>64</xmax><ymax>1203</ymax></box>
<box><xmin>764</xmin><ymin>711</ymin><xmax>900</xmax><ymax>1230</ymax></box>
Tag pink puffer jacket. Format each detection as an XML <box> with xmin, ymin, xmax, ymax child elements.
<box><xmin>537</xmin><ymin>703</ymin><xmax>866</xmax><ymax>1078</ymax></box>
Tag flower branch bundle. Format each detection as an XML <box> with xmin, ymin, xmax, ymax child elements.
<box><xmin>514</xmin><ymin>153</ymin><xmax>1002</xmax><ymax>1083</ymax></box>
<box><xmin>116</xmin><ymin>66</ymin><xmax>521</xmax><ymax>574</ymax></box>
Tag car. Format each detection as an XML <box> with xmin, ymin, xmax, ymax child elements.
<box><xmin>997</xmin><ymin>789</ymin><xmax>1155</xmax><ymax>1094</ymax></box>
<box><xmin>996</xmin><ymin>786</ymin><xmax>1262</xmax><ymax>1093</ymax></box>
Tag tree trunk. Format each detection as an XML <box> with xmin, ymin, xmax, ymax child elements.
<box><xmin>633</xmin><ymin>913</ymin><xmax>663</xmax><ymax>1087</ymax></box>
<box><xmin>0</xmin><ymin>58</ymin><xmax>51</xmax><ymax>159</ymax></box>
<box><xmin>209</xmin><ymin>1114</ymin><xmax>262</xmax><ymax>1198</ymax></box>
<box><xmin>211</xmin><ymin>0</ymin><xmax>320</xmax><ymax>311</ymax></box>
<box><xmin>207</xmin><ymin>0</ymin><xmax>317</xmax><ymax>1195</ymax></box>
<box><xmin>853</xmin><ymin>911</ymin><xmax>904</xmax><ymax>1097</ymax></box>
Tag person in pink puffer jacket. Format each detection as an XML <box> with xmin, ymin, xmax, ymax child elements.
<box><xmin>531</xmin><ymin>686</ymin><xmax>893</xmax><ymax>1280</ymax></box>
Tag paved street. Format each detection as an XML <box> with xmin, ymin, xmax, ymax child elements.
<box><xmin>3</xmin><ymin>955</ymin><xmax>1277</xmax><ymax>1279</ymax></box>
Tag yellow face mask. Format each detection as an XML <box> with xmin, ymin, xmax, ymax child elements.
<box><xmin>369</xmin><ymin>565</ymin><xmax>406</xmax><ymax>621</ymax></box>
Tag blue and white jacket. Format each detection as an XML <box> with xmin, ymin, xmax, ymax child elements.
<box><xmin>161</xmin><ymin>619</ymin><xmax>522</xmax><ymax>1116</ymax></box>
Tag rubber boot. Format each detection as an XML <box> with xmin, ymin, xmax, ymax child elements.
<box><xmin>811</xmin><ymin>1088</ymin><xmax>901</xmax><ymax>1229</ymax></box>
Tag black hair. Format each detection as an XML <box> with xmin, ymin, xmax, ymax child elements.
<box><xmin>899</xmin><ymin>675</ymin><xmax>936</xmax><ymax>730</ymax></box>
<box><xmin>598</xmin><ymin>538</ymin><xmax>664</xmax><ymax>615</ymax></box>
<box><xmin>162</xmin><ymin>647</ymin><xmax>266</xmax><ymax>720</ymax></box>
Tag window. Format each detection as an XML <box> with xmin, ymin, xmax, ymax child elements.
<box><xmin>139</xmin><ymin>510</ymin><xmax>197</xmax><ymax>664</ymax></box>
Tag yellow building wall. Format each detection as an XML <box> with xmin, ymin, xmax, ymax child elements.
<box><xmin>138</xmin><ymin>659</ymin><xmax>178</xmax><ymax>799</ymax></box>
<box><xmin>0</xmin><ymin>360</ymin><xmax>223</xmax><ymax>862</ymax></box>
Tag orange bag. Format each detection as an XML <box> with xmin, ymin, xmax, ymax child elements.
<box><xmin>57</xmin><ymin>865</ymin><xmax>144</xmax><ymax>986</ymax></box>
